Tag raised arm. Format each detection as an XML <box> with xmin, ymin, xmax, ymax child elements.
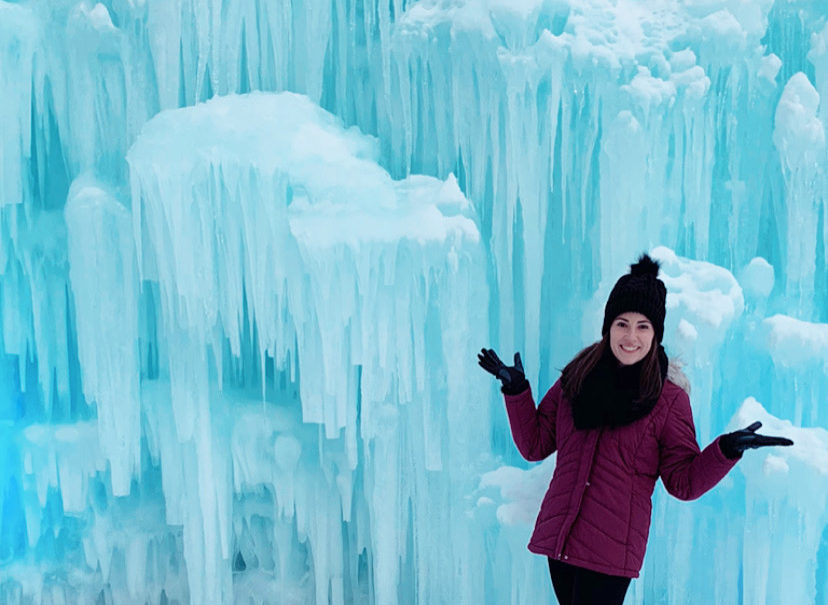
<box><xmin>478</xmin><ymin>348</ymin><xmax>559</xmax><ymax>461</ymax></box>
<box><xmin>502</xmin><ymin>383</ymin><xmax>561</xmax><ymax>462</ymax></box>
<box><xmin>657</xmin><ymin>390</ymin><xmax>739</xmax><ymax>501</ymax></box>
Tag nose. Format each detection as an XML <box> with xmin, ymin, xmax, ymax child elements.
<box><xmin>620</xmin><ymin>326</ymin><xmax>637</xmax><ymax>342</ymax></box>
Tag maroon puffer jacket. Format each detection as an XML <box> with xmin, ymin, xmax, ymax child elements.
<box><xmin>504</xmin><ymin>378</ymin><xmax>739</xmax><ymax>578</ymax></box>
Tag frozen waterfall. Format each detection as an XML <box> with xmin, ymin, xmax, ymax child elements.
<box><xmin>0</xmin><ymin>0</ymin><xmax>826</xmax><ymax>604</ymax></box>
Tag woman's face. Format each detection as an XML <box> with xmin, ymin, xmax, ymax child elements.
<box><xmin>609</xmin><ymin>312</ymin><xmax>654</xmax><ymax>365</ymax></box>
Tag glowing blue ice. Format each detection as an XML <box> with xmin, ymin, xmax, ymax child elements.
<box><xmin>0</xmin><ymin>0</ymin><xmax>826</xmax><ymax>604</ymax></box>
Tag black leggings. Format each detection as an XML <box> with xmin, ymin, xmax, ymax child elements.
<box><xmin>547</xmin><ymin>559</ymin><xmax>631</xmax><ymax>605</ymax></box>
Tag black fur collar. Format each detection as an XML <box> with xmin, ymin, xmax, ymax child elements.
<box><xmin>570</xmin><ymin>345</ymin><xmax>668</xmax><ymax>430</ymax></box>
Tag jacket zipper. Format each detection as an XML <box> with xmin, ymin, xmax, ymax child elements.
<box><xmin>558</xmin><ymin>428</ymin><xmax>602</xmax><ymax>560</ymax></box>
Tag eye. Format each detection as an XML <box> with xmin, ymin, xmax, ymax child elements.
<box><xmin>637</xmin><ymin>324</ymin><xmax>651</xmax><ymax>331</ymax></box>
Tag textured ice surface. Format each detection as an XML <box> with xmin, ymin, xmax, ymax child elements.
<box><xmin>65</xmin><ymin>177</ymin><xmax>140</xmax><ymax>497</ymax></box>
<box><xmin>739</xmin><ymin>257</ymin><xmax>775</xmax><ymax>302</ymax></box>
<box><xmin>127</xmin><ymin>91</ymin><xmax>488</xmax><ymax>604</ymax></box>
<box><xmin>761</xmin><ymin>315</ymin><xmax>828</xmax><ymax>366</ymax></box>
<box><xmin>732</xmin><ymin>398</ymin><xmax>828</xmax><ymax>605</ymax></box>
<box><xmin>1</xmin><ymin>0</ymin><xmax>827</xmax><ymax>604</ymax></box>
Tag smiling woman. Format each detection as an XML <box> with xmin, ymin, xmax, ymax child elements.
<box><xmin>477</xmin><ymin>254</ymin><xmax>794</xmax><ymax>605</ymax></box>
<box><xmin>609</xmin><ymin>312</ymin><xmax>653</xmax><ymax>365</ymax></box>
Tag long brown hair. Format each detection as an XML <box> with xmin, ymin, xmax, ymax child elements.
<box><xmin>560</xmin><ymin>334</ymin><xmax>663</xmax><ymax>403</ymax></box>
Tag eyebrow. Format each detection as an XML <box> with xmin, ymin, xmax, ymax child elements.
<box><xmin>615</xmin><ymin>318</ymin><xmax>652</xmax><ymax>325</ymax></box>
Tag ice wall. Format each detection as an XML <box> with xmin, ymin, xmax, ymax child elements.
<box><xmin>126</xmin><ymin>91</ymin><xmax>488</xmax><ymax>604</ymax></box>
<box><xmin>0</xmin><ymin>0</ymin><xmax>827</xmax><ymax>604</ymax></box>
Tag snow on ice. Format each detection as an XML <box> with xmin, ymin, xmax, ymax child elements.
<box><xmin>0</xmin><ymin>0</ymin><xmax>827</xmax><ymax>604</ymax></box>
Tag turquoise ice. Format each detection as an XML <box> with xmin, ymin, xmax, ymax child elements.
<box><xmin>0</xmin><ymin>1</ymin><xmax>826</xmax><ymax>604</ymax></box>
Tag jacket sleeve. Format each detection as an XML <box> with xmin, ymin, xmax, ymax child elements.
<box><xmin>657</xmin><ymin>389</ymin><xmax>740</xmax><ymax>501</ymax></box>
<box><xmin>503</xmin><ymin>381</ymin><xmax>561</xmax><ymax>462</ymax></box>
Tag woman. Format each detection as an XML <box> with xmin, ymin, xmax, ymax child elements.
<box><xmin>478</xmin><ymin>255</ymin><xmax>793</xmax><ymax>605</ymax></box>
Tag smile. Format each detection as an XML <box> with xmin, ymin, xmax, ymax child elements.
<box><xmin>620</xmin><ymin>346</ymin><xmax>640</xmax><ymax>352</ymax></box>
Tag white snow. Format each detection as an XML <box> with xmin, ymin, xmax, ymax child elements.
<box><xmin>1</xmin><ymin>1</ymin><xmax>827</xmax><ymax>604</ymax></box>
<box><xmin>739</xmin><ymin>257</ymin><xmax>775</xmax><ymax>301</ymax></box>
<box><xmin>731</xmin><ymin>397</ymin><xmax>828</xmax><ymax>476</ymax></box>
<box><xmin>77</xmin><ymin>3</ymin><xmax>117</xmax><ymax>32</ymax></box>
<box><xmin>759</xmin><ymin>53</ymin><xmax>782</xmax><ymax>82</ymax></box>
<box><xmin>733</xmin><ymin>398</ymin><xmax>828</xmax><ymax>605</ymax></box>
<box><xmin>774</xmin><ymin>73</ymin><xmax>825</xmax><ymax>163</ymax></box>
<box><xmin>478</xmin><ymin>456</ymin><xmax>557</xmax><ymax>526</ymax></box>
<box><xmin>759</xmin><ymin>315</ymin><xmax>828</xmax><ymax>367</ymax></box>
<box><xmin>652</xmin><ymin>246</ymin><xmax>745</xmax><ymax>340</ymax></box>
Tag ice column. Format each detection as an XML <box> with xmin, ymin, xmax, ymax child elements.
<box><xmin>141</xmin><ymin>0</ymin><xmax>334</xmax><ymax>108</ymax></box>
<box><xmin>605</xmin><ymin>45</ymin><xmax>722</xmax><ymax>261</ymax></box>
<box><xmin>129</xmin><ymin>91</ymin><xmax>488</xmax><ymax>604</ymax></box>
<box><xmin>61</xmin><ymin>4</ymin><xmax>130</xmax><ymax>176</ymax></box>
<box><xmin>758</xmin><ymin>315</ymin><xmax>828</xmax><ymax>427</ymax></box>
<box><xmin>808</xmin><ymin>23</ymin><xmax>828</xmax><ymax>316</ymax></box>
<box><xmin>734</xmin><ymin>398</ymin><xmax>828</xmax><ymax>605</ymax></box>
<box><xmin>0</xmin><ymin>3</ymin><xmax>38</xmax><ymax>210</ymax></box>
<box><xmin>773</xmin><ymin>73</ymin><xmax>825</xmax><ymax>319</ymax></box>
<box><xmin>5</xmin><ymin>213</ymin><xmax>73</xmax><ymax>417</ymax></box>
<box><xmin>288</xmin><ymin>164</ymin><xmax>489</xmax><ymax>605</ymax></box>
<box><xmin>65</xmin><ymin>177</ymin><xmax>140</xmax><ymax>496</ymax></box>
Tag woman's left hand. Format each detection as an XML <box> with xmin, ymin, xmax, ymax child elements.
<box><xmin>719</xmin><ymin>421</ymin><xmax>794</xmax><ymax>459</ymax></box>
<box><xmin>477</xmin><ymin>348</ymin><xmax>529</xmax><ymax>395</ymax></box>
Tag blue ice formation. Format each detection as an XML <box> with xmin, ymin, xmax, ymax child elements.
<box><xmin>0</xmin><ymin>0</ymin><xmax>827</xmax><ymax>604</ymax></box>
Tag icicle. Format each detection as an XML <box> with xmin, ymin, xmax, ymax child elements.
<box><xmin>734</xmin><ymin>398</ymin><xmax>828</xmax><ymax>605</ymax></box>
<box><xmin>773</xmin><ymin>73</ymin><xmax>825</xmax><ymax>319</ymax></box>
<box><xmin>65</xmin><ymin>177</ymin><xmax>141</xmax><ymax>496</ymax></box>
<box><xmin>0</xmin><ymin>3</ymin><xmax>37</xmax><ymax>209</ymax></box>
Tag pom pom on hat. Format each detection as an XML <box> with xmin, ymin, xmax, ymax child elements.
<box><xmin>629</xmin><ymin>254</ymin><xmax>660</xmax><ymax>277</ymax></box>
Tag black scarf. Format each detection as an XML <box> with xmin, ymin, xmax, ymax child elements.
<box><xmin>570</xmin><ymin>345</ymin><xmax>668</xmax><ymax>430</ymax></box>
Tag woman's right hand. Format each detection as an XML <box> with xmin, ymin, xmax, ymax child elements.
<box><xmin>477</xmin><ymin>348</ymin><xmax>529</xmax><ymax>395</ymax></box>
<box><xmin>718</xmin><ymin>421</ymin><xmax>794</xmax><ymax>459</ymax></box>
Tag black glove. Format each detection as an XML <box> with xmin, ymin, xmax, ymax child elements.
<box><xmin>719</xmin><ymin>421</ymin><xmax>794</xmax><ymax>460</ymax></box>
<box><xmin>477</xmin><ymin>348</ymin><xmax>529</xmax><ymax>395</ymax></box>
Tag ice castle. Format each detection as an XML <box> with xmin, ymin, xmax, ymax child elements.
<box><xmin>0</xmin><ymin>0</ymin><xmax>826</xmax><ymax>603</ymax></box>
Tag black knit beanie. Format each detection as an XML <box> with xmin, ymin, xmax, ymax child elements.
<box><xmin>601</xmin><ymin>254</ymin><xmax>667</xmax><ymax>342</ymax></box>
